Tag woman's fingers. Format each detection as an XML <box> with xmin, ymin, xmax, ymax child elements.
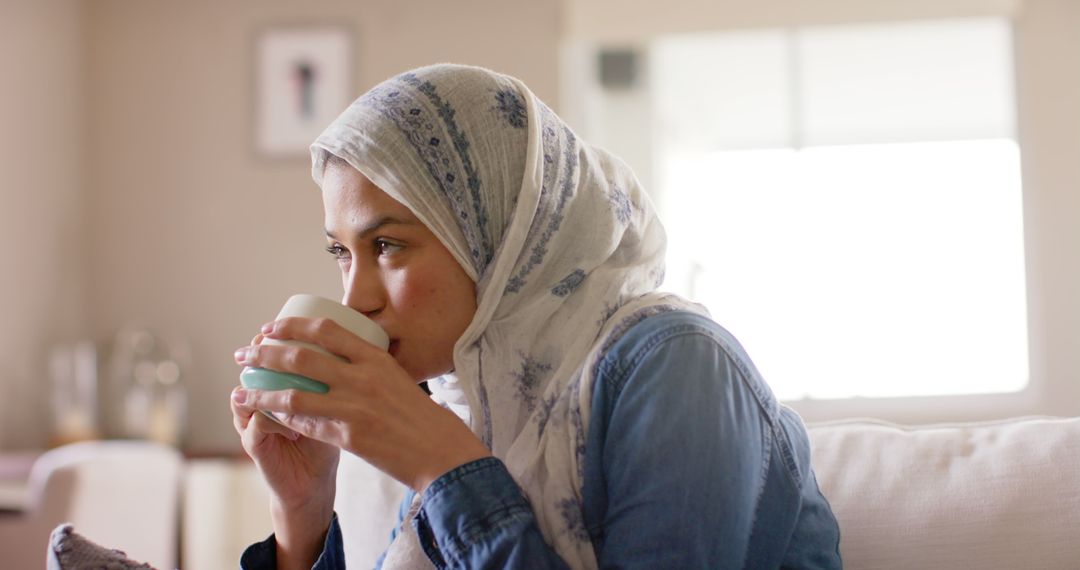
<box><xmin>237</xmin><ymin>387</ymin><xmax>338</xmax><ymax>425</ymax></box>
<box><xmin>262</xmin><ymin>316</ymin><xmax>389</xmax><ymax>364</ymax></box>
<box><xmin>230</xmin><ymin>386</ymin><xmax>255</xmax><ymax>432</ymax></box>
<box><xmin>251</xmin><ymin>410</ymin><xmax>301</xmax><ymax>441</ymax></box>
<box><xmin>239</xmin><ymin>387</ymin><xmax>346</xmax><ymax>446</ymax></box>
<box><xmin>232</xmin><ymin>386</ymin><xmax>299</xmax><ymax>441</ymax></box>
<box><xmin>235</xmin><ymin>342</ymin><xmax>349</xmax><ymax>389</ymax></box>
<box><xmin>271</xmin><ymin>411</ymin><xmax>342</xmax><ymax>445</ymax></box>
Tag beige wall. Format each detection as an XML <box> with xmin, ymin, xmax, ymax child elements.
<box><xmin>1013</xmin><ymin>0</ymin><xmax>1080</xmax><ymax>418</ymax></box>
<box><xmin>0</xmin><ymin>0</ymin><xmax>86</xmax><ymax>448</ymax></box>
<box><xmin>82</xmin><ymin>0</ymin><xmax>560</xmax><ymax>451</ymax></box>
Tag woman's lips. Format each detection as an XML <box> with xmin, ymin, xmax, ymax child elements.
<box><xmin>388</xmin><ymin>339</ymin><xmax>400</xmax><ymax>356</ymax></box>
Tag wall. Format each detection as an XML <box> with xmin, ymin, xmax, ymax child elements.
<box><xmin>1012</xmin><ymin>0</ymin><xmax>1080</xmax><ymax>418</ymax></box>
<box><xmin>83</xmin><ymin>0</ymin><xmax>560</xmax><ymax>452</ymax></box>
<box><xmin>0</xmin><ymin>0</ymin><xmax>86</xmax><ymax>448</ymax></box>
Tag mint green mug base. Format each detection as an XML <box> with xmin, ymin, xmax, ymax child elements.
<box><xmin>240</xmin><ymin>367</ymin><xmax>329</xmax><ymax>394</ymax></box>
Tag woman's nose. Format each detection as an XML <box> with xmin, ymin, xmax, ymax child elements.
<box><xmin>342</xmin><ymin>270</ymin><xmax>385</xmax><ymax>317</ymax></box>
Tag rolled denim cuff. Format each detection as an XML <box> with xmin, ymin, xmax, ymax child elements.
<box><xmin>416</xmin><ymin>457</ymin><xmax>535</xmax><ymax>567</ymax></box>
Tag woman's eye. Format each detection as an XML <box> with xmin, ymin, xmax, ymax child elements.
<box><xmin>375</xmin><ymin>239</ymin><xmax>403</xmax><ymax>256</ymax></box>
<box><xmin>325</xmin><ymin>244</ymin><xmax>350</xmax><ymax>261</ymax></box>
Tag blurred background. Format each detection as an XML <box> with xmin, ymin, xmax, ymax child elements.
<box><xmin>4</xmin><ymin>0</ymin><xmax>1080</xmax><ymax>452</ymax></box>
<box><xmin>1</xmin><ymin>0</ymin><xmax>1078</xmax><ymax>564</ymax></box>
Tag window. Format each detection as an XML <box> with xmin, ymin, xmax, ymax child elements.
<box><xmin>649</xmin><ymin>18</ymin><xmax>1028</xmax><ymax>400</ymax></box>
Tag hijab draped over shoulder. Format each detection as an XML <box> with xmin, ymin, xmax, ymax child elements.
<box><xmin>311</xmin><ymin>64</ymin><xmax>703</xmax><ymax>568</ymax></box>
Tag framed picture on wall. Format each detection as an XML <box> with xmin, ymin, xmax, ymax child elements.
<box><xmin>255</xmin><ymin>26</ymin><xmax>352</xmax><ymax>157</ymax></box>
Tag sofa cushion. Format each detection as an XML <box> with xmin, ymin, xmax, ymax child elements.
<box><xmin>335</xmin><ymin>450</ymin><xmax>407</xmax><ymax>569</ymax></box>
<box><xmin>807</xmin><ymin>416</ymin><xmax>1080</xmax><ymax>570</ymax></box>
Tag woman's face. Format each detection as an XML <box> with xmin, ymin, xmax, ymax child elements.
<box><xmin>321</xmin><ymin>161</ymin><xmax>478</xmax><ymax>382</ymax></box>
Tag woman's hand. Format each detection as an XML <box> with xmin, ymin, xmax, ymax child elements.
<box><xmin>230</xmin><ymin>367</ymin><xmax>340</xmax><ymax>510</ymax></box>
<box><xmin>232</xmin><ymin>317</ymin><xmax>491</xmax><ymax>493</ymax></box>
<box><xmin>231</xmin><ymin>334</ymin><xmax>342</xmax><ymax>570</ymax></box>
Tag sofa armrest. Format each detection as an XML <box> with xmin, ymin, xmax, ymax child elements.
<box><xmin>807</xmin><ymin>416</ymin><xmax>1080</xmax><ymax>570</ymax></box>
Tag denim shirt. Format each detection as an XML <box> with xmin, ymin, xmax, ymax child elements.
<box><xmin>242</xmin><ymin>311</ymin><xmax>843</xmax><ymax>569</ymax></box>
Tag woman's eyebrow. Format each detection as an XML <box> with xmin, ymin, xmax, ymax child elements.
<box><xmin>325</xmin><ymin>215</ymin><xmax>414</xmax><ymax>240</ymax></box>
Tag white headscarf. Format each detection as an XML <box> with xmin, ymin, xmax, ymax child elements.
<box><xmin>311</xmin><ymin>64</ymin><xmax>704</xmax><ymax>568</ymax></box>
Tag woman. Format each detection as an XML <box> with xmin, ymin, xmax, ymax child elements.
<box><xmin>231</xmin><ymin>64</ymin><xmax>842</xmax><ymax>569</ymax></box>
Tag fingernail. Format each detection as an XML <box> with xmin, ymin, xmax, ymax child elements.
<box><xmin>232</xmin><ymin>388</ymin><xmax>247</xmax><ymax>404</ymax></box>
<box><xmin>234</xmin><ymin>347</ymin><xmax>249</xmax><ymax>363</ymax></box>
<box><xmin>261</xmin><ymin>321</ymin><xmax>275</xmax><ymax>334</ymax></box>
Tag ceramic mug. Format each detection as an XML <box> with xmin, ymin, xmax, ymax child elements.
<box><xmin>240</xmin><ymin>294</ymin><xmax>389</xmax><ymax>397</ymax></box>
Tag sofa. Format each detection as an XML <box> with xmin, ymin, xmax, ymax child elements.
<box><xmin>809</xmin><ymin>415</ymin><xmax>1080</xmax><ymax>569</ymax></box>
<box><xmin>327</xmin><ymin>415</ymin><xmax>1080</xmax><ymax>569</ymax></box>
<box><xmin>177</xmin><ymin>415</ymin><xmax>1080</xmax><ymax>568</ymax></box>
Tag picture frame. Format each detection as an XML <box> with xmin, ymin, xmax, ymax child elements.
<box><xmin>254</xmin><ymin>26</ymin><xmax>352</xmax><ymax>158</ymax></box>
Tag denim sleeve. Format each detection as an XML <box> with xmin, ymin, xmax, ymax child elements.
<box><xmin>239</xmin><ymin>512</ymin><xmax>345</xmax><ymax>569</ymax></box>
<box><xmin>413</xmin><ymin>456</ymin><xmax>571</xmax><ymax>569</ymax></box>
<box><xmin>584</xmin><ymin>318</ymin><xmax>773</xmax><ymax>567</ymax></box>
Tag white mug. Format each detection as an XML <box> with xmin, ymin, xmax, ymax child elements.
<box><xmin>240</xmin><ymin>294</ymin><xmax>389</xmax><ymax>395</ymax></box>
